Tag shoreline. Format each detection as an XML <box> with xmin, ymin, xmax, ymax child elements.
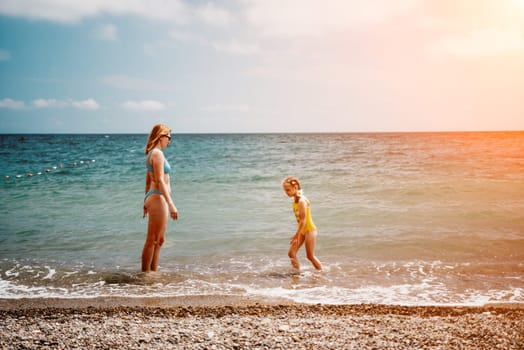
<box><xmin>1</xmin><ymin>295</ymin><xmax>524</xmax><ymax>311</ymax></box>
<box><xmin>2</xmin><ymin>295</ymin><xmax>524</xmax><ymax>311</ymax></box>
<box><xmin>0</xmin><ymin>295</ymin><xmax>294</xmax><ymax>311</ymax></box>
<box><xmin>1</xmin><ymin>297</ymin><xmax>523</xmax><ymax>349</ymax></box>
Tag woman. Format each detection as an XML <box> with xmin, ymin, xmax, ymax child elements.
<box><xmin>142</xmin><ymin>124</ymin><xmax>178</xmax><ymax>272</ymax></box>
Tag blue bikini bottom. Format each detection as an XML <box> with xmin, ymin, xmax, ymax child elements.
<box><xmin>144</xmin><ymin>189</ymin><xmax>162</xmax><ymax>202</ymax></box>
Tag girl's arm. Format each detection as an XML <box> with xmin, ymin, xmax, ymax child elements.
<box><xmin>150</xmin><ymin>151</ymin><xmax>178</xmax><ymax>219</ymax></box>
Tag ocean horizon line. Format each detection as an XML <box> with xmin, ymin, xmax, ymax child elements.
<box><xmin>1</xmin><ymin>129</ymin><xmax>523</xmax><ymax>136</ymax></box>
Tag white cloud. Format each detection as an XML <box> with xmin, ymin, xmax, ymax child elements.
<box><xmin>92</xmin><ymin>24</ymin><xmax>118</xmax><ymax>41</ymax></box>
<box><xmin>0</xmin><ymin>0</ymin><xmax>102</xmax><ymax>23</ymax></box>
<box><xmin>143</xmin><ymin>39</ymin><xmax>172</xmax><ymax>57</ymax></box>
<box><xmin>32</xmin><ymin>98</ymin><xmax>100</xmax><ymax>109</ymax></box>
<box><xmin>213</xmin><ymin>39</ymin><xmax>260</xmax><ymax>56</ymax></box>
<box><xmin>245</xmin><ymin>0</ymin><xmax>417</xmax><ymax>37</ymax></box>
<box><xmin>419</xmin><ymin>0</ymin><xmax>524</xmax><ymax>31</ymax></box>
<box><xmin>0</xmin><ymin>49</ymin><xmax>11</xmax><ymax>61</ymax></box>
<box><xmin>193</xmin><ymin>2</ymin><xmax>233</xmax><ymax>27</ymax></box>
<box><xmin>169</xmin><ymin>30</ymin><xmax>209</xmax><ymax>45</ymax></box>
<box><xmin>169</xmin><ymin>30</ymin><xmax>259</xmax><ymax>56</ymax></box>
<box><xmin>123</xmin><ymin>100</ymin><xmax>166</xmax><ymax>111</ymax></box>
<box><xmin>515</xmin><ymin>0</ymin><xmax>524</xmax><ymax>11</ymax></box>
<box><xmin>33</xmin><ymin>98</ymin><xmax>67</xmax><ymax>108</ymax></box>
<box><xmin>422</xmin><ymin>1</ymin><xmax>524</xmax><ymax>58</ymax></box>
<box><xmin>0</xmin><ymin>0</ymin><xmax>187</xmax><ymax>23</ymax></box>
<box><xmin>0</xmin><ymin>0</ymin><xmax>232</xmax><ymax>26</ymax></box>
<box><xmin>169</xmin><ymin>29</ymin><xmax>260</xmax><ymax>56</ymax></box>
<box><xmin>143</xmin><ymin>44</ymin><xmax>157</xmax><ymax>57</ymax></box>
<box><xmin>72</xmin><ymin>98</ymin><xmax>100</xmax><ymax>110</ymax></box>
<box><xmin>429</xmin><ymin>26</ymin><xmax>524</xmax><ymax>57</ymax></box>
<box><xmin>0</xmin><ymin>98</ymin><xmax>25</xmax><ymax>109</ymax></box>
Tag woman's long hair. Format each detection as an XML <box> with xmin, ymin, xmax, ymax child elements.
<box><xmin>145</xmin><ymin>124</ymin><xmax>171</xmax><ymax>155</ymax></box>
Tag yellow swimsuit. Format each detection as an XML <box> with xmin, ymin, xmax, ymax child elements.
<box><xmin>292</xmin><ymin>200</ymin><xmax>317</xmax><ymax>234</ymax></box>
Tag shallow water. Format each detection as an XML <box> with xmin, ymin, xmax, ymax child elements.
<box><xmin>1</xmin><ymin>132</ymin><xmax>523</xmax><ymax>305</ymax></box>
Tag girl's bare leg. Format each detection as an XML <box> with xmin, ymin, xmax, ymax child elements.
<box><xmin>288</xmin><ymin>234</ymin><xmax>305</xmax><ymax>269</ymax></box>
<box><xmin>304</xmin><ymin>231</ymin><xmax>322</xmax><ymax>270</ymax></box>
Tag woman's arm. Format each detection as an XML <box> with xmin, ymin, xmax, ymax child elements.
<box><xmin>150</xmin><ymin>151</ymin><xmax>178</xmax><ymax>219</ymax></box>
<box><xmin>144</xmin><ymin>171</ymin><xmax>151</xmax><ymax>194</ymax></box>
<box><xmin>143</xmin><ymin>171</ymin><xmax>152</xmax><ymax>217</ymax></box>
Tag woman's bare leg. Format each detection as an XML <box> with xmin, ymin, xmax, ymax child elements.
<box><xmin>150</xmin><ymin>227</ymin><xmax>166</xmax><ymax>271</ymax></box>
<box><xmin>142</xmin><ymin>196</ymin><xmax>168</xmax><ymax>272</ymax></box>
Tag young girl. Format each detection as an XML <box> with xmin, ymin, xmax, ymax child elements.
<box><xmin>282</xmin><ymin>176</ymin><xmax>322</xmax><ymax>270</ymax></box>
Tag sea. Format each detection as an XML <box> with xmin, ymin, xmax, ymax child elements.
<box><xmin>0</xmin><ymin>132</ymin><xmax>523</xmax><ymax>306</ymax></box>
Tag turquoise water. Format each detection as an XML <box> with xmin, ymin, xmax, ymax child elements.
<box><xmin>1</xmin><ymin>132</ymin><xmax>523</xmax><ymax>305</ymax></box>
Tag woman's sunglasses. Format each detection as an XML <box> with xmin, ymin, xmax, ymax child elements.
<box><xmin>162</xmin><ymin>135</ymin><xmax>171</xmax><ymax>140</ymax></box>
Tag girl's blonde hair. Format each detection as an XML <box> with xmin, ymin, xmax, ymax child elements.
<box><xmin>145</xmin><ymin>124</ymin><xmax>171</xmax><ymax>155</ymax></box>
<box><xmin>282</xmin><ymin>176</ymin><xmax>301</xmax><ymax>189</ymax></box>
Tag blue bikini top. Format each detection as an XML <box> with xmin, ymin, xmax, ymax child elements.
<box><xmin>146</xmin><ymin>150</ymin><xmax>171</xmax><ymax>174</ymax></box>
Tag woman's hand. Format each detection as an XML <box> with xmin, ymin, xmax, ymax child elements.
<box><xmin>169</xmin><ymin>204</ymin><xmax>178</xmax><ymax>220</ymax></box>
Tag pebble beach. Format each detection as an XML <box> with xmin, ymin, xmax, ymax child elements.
<box><xmin>1</xmin><ymin>297</ymin><xmax>523</xmax><ymax>349</ymax></box>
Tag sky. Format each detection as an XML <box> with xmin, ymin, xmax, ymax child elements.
<box><xmin>0</xmin><ymin>0</ymin><xmax>523</xmax><ymax>133</ymax></box>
